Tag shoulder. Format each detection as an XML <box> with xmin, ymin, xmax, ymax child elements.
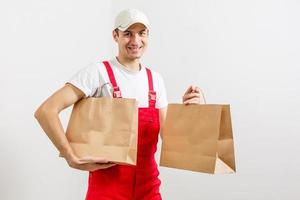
<box><xmin>69</xmin><ymin>60</ymin><xmax>100</xmax><ymax>78</ymax></box>
<box><xmin>83</xmin><ymin>59</ymin><xmax>103</xmax><ymax>74</ymax></box>
<box><xmin>73</xmin><ymin>59</ymin><xmax>112</xmax><ymax>79</ymax></box>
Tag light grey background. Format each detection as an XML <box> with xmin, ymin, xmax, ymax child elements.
<box><xmin>1</xmin><ymin>0</ymin><xmax>299</xmax><ymax>199</ymax></box>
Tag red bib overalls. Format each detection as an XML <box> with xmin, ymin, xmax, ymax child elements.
<box><xmin>85</xmin><ymin>61</ymin><xmax>162</xmax><ymax>200</ymax></box>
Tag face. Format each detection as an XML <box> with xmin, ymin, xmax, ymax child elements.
<box><xmin>113</xmin><ymin>23</ymin><xmax>149</xmax><ymax>61</ymax></box>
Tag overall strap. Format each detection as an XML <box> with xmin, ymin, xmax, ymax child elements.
<box><xmin>146</xmin><ymin>68</ymin><xmax>157</xmax><ymax>108</ymax></box>
<box><xmin>103</xmin><ymin>61</ymin><xmax>122</xmax><ymax>98</ymax></box>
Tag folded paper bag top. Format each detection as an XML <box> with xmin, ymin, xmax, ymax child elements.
<box><xmin>159</xmin><ymin>103</ymin><xmax>236</xmax><ymax>174</ymax></box>
<box><xmin>60</xmin><ymin>96</ymin><xmax>138</xmax><ymax>166</ymax></box>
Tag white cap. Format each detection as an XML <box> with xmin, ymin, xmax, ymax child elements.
<box><xmin>114</xmin><ymin>8</ymin><xmax>150</xmax><ymax>31</ymax></box>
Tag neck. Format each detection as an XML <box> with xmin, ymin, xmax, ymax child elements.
<box><xmin>116</xmin><ymin>55</ymin><xmax>141</xmax><ymax>71</ymax></box>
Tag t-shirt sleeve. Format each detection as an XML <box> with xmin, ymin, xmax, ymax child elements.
<box><xmin>156</xmin><ymin>73</ymin><xmax>168</xmax><ymax>109</ymax></box>
<box><xmin>66</xmin><ymin>63</ymin><xmax>99</xmax><ymax>97</ymax></box>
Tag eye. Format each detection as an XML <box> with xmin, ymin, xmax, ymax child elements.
<box><xmin>139</xmin><ymin>31</ymin><xmax>147</xmax><ymax>36</ymax></box>
<box><xmin>123</xmin><ymin>32</ymin><xmax>131</xmax><ymax>37</ymax></box>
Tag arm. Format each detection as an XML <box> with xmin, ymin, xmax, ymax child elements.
<box><xmin>34</xmin><ymin>84</ymin><xmax>84</xmax><ymax>159</ymax></box>
<box><xmin>34</xmin><ymin>84</ymin><xmax>114</xmax><ymax>171</ymax></box>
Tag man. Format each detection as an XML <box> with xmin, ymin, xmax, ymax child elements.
<box><xmin>34</xmin><ymin>8</ymin><xmax>203</xmax><ymax>200</ymax></box>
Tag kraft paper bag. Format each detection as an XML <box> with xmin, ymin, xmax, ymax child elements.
<box><xmin>159</xmin><ymin>104</ymin><xmax>236</xmax><ymax>174</ymax></box>
<box><xmin>61</xmin><ymin>97</ymin><xmax>138</xmax><ymax>166</ymax></box>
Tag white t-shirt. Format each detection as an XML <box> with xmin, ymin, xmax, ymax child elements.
<box><xmin>66</xmin><ymin>57</ymin><xmax>168</xmax><ymax>109</ymax></box>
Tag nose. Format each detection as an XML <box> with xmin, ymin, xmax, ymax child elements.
<box><xmin>130</xmin><ymin>33</ymin><xmax>141</xmax><ymax>44</ymax></box>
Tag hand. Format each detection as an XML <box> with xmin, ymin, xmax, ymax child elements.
<box><xmin>65</xmin><ymin>154</ymin><xmax>117</xmax><ymax>172</ymax></box>
<box><xmin>182</xmin><ymin>85</ymin><xmax>204</xmax><ymax>105</ymax></box>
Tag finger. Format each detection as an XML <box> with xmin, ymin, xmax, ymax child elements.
<box><xmin>193</xmin><ymin>86</ymin><xmax>200</xmax><ymax>93</ymax></box>
<box><xmin>183</xmin><ymin>98</ymin><xmax>200</xmax><ymax>105</ymax></box>
<box><xmin>91</xmin><ymin>163</ymin><xmax>116</xmax><ymax>168</ymax></box>
<box><xmin>90</xmin><ymin>163</ymin><xmax>117</xmax><ymax>171</ymax></box>
<box><xmin>77</xmin><ymin>158</ymin><xmax>95</xmax><ymax>164</ymax></box>
<box><xmin>185</xmin><ymin>85</ymin><xmax>201</xmax><ymax>95</ymax></box>
<box><xmin>79</xmin><ymin>156</ymin><xmax>108</xmax><ymax>162</ymax></box>
<box><xmin>83</xmin><ymin>163</ymin><xmax>102</xmax><ymax>171</ymax></box>
<box><xmin>79</xmin><ymin>157</ymin><xmax>109</xmax><ymax>164</ymax></box>
<box><xmin>184</xmin><ymin>97</ymin><xmax>200</xmax><ymax>104</ymax></box>
<box><xmin>184</xmin><ymin>86</ymin><xmax>193</xmax><ymax>95</ymax></box>
<box><xmin>191</xmin><ymin>86</ymin><xmax>197</xmax><ymax>92</ymax></box>
<box><xmin>183</xmin><ymin>92</ymin><xmax>200</xmax><ymax>99</ymax></box>
<box><xmin>78</xmin><ymin>163</ymin><xmax>105</xmax><ymax>171</ymax></box>
<box><xmin>184</xmin><ymin>100</ymin><xmax>199</xmax><ymax>105</ymax></box>
<box><xmin>99</xmin><ymin>163</ymin><xmax>117</xmax><ymax>169</ymax></box>
<box><xmin>182</xmin><ymin>93</ymin><xmax>201</xmax><ymax>101</ymax></box>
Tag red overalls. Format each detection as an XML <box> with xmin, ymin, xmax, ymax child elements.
<box><xmin>85</xmin><ymin>61</ymin><xmax>162</xmax><ymax>200</ymax></box>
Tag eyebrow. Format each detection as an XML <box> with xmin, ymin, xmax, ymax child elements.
<box><xmin>124</xmin><ymin>29</ymin><xmax>147</xmax><ymax>33</ymax></box>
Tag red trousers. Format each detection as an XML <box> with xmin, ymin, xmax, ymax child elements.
<box><xmin>85</xmin><ymin>107</ymin><xmax>162</xmax><ymax>200</ymax></box>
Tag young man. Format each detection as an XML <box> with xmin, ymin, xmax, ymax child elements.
<box><xmin>34</xmin><ymin>8</ymin><xmax>203</xmax><ymax>200</ymax></box>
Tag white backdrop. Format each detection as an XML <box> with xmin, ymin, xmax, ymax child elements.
<box><xmin>1</xmin><ymin>0</ymin><xmax>299</xmax><ymax>199</ymax></box>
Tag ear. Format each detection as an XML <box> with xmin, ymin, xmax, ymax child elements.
<box><xmin>112</xmin><ymin>30</ymin><xmax>118</xmax><ymax>42</ymax></box>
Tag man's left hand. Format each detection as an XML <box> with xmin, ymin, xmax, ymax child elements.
<box><xmin>182</xmin><ymin>85</ymin><xmax>204</xmax><ymax>105</ymax></box>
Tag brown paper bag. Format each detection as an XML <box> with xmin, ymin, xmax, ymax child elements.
<box><xmin>61</xmin><ymin>97</ymin><xmax>138</xmax><ymax>165</ymax></box>
<box><xmin>159</xmin><ymin>104</ymin><xmax>236</xmax><ymax>174</ymax></box>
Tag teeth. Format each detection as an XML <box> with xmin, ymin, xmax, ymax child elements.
<box><xmin>128</xmin><ymin>47</ymin><xmax>140</xmax><ymax>51</ymax></box>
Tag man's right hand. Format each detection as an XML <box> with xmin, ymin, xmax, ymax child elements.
<box><xmin>66</xmin><ymin>155</ymin><xmax>117</xmax><ymax>172</ymax></box>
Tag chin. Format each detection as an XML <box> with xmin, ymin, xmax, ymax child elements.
<box><xmin>128</xmin><ymin>54</ymin><xmax>143</xmax><ymax>60</ymax></box>
<box><xmin>125</xmin><ymin>49</ymin><xmax>145</xmax><ymax>60</ymax></box>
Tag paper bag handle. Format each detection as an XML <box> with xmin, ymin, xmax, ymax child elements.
<box><xmin>91</xmin><ymin>82</ymin><xmax>113</xmax><ymax>98</ymax></box>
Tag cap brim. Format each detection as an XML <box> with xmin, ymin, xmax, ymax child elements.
<box><xmin>117</xmin><ymin>20</ymin><xmax>150</xmax><ymax>31</ymax></box>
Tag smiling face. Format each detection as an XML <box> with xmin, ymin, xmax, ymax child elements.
<box><xmin>113</xmin><ymin>23</ymin><xmax>149</xmax><ymax>61</ymax></box>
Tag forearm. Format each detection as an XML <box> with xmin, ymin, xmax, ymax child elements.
<box><xmin>34</xmin><ymin>108</ymin><xmax>73</xmax><ymax>159</ymax></box>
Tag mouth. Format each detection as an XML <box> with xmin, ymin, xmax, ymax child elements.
<box><xmin>127</xmin><ymin>46</ymin><xmax>143</xmax><ymax>52</ymax></box>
